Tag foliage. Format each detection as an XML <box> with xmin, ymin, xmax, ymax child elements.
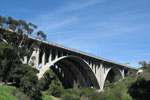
<box><xmin>43</xmin><ymin>72</ymin><xmax>134</xmax><ymax>100</ymax></box>
<box><xmin>0</xmin><ymin>15</ymin><xmax>46</xmax><ymax>100</ymax></box>
<box><xmin>12</xmin><ymin>63</ymin><xmax>42</xmax><ymax>100</ymax></box>
<box><xmin>100</xmin><ymin>77</ymin><xmax>133</xmax><ymax>100</ymax></box>
<box><xmin>128</xmin><ymin>61</ymin><xmax>150</xmax><ymax>100</ymax></box>
<box><xmin>42</xmin><ymin>91</ymin><xmax>54</xmax><ymax>100</ymax></box>
<box><xmin>38</xmin><ymin>69</ymin><xmax>58</xmax><ymax>91</ymax></box>
<box><xmin>12</xmin><ymin>90</ymin><xmax>31</xmax><ymax>100</ymax></box>
<box><xmin>128</xmin><ymin>78</ymin><xmax>150</xmax><ymax>100</ymax></box>
<box><xmin>139</xmin><ymin>61</ymin><xmax>150</xmax><ymax>80</ymax></box>
<box><xmin>104</xmin><ymin>80</ymin><xmax>113</xmax><ymax>89</ymax></box>
<box><xmin>48</xmin><ymin>81</ymin><xmax>64</xmax><ymax>98</ymax></box>
<box><xmin>0</xmin><ymin>42</ymin><xmax>20</xmax><ymax>83</ymax></box>
<box><xmin>61</xmin><ymin>92</ymin><xmax>80</xmax><ymax>100</ymax></box>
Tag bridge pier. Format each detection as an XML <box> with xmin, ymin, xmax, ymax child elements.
<box><xmin>42</xmin><ymin>47</ymin><xmax>46</xmax><ymax>66</ymax></box>
<box><xmin>48</xmin><ymin>49</ymin><xmax>52</xmax><ymax>62</ymax></box>
<box><xmin>120</xmin><ymin>68</ymin><xmax>125</xmax><ymax>79</ymax></box>
<box><xmin>35</xmin><ymin>48</ymin><xmax>40</xmax><ymax>69</ymax></box>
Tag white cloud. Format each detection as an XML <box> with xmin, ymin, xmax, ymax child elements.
<box><xmin>62</xmin><ymin>0</ymin><xmax>105</xmax><ymax>12</ymax></box>
<box><xmin>38</xmin><ymin>17</ymin><xmax>79</xmax><ymax>32</ymax></box>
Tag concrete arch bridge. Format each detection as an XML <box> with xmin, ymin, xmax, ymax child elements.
<box><xmin>23</xmin><ymin>37</ymin><xmax>138</xmax><ymax>91</ymax></box>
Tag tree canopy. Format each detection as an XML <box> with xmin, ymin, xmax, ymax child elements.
<box><xmin>0</xmin><ymin>15</ymin><xmax>46</xmax><ymax>100</ymax></box>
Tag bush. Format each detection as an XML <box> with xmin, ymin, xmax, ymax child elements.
<box><xmin>79</xmin><ymin>88</ymin><xmax>95</xmax><ymax>98</ymax></box>
<box><xmin>61</xmin><ymin>92</ymin><xmax>80</xmax><ymax>100</ymax></box>
<box><xmin>13</xmin><ymin>64</ymin><xmax>42</xmax><ymax>100</ymax></box>
<box><xmin>12</xmin><ymin>90</ymin><xmax>30</xmax><ymax>100</ymax></box>
<box><xmin>48</xmin><ymin>83</ymin><xmax>64</xmax><ymax>97</ymax></box>
<box><xmin>104</xmin><ymin>80</ymin><xmax>113</xmax><ymax>89</ymax></box>
<box><xmin>99</xmin><ymin>77</ymin><xmax>133</xmax><ymax>100</ymax></box>
<box><xmin>128</xmin><ymin>78</ymin><xmax>150</xmax><ymax>100</ymax></box>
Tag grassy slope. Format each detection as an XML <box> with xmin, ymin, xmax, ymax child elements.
<box><xmin>0</xmin><ymin>85</ymin><xmax>19</xmax><ymax>100</ymax></box>
<box><xmin>0</xmin><ymin>85</ymin><xmax>59</xmax><ymax>100</ymax></box>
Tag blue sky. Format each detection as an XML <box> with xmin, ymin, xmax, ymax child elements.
<box><xmin>0</xmin><ymin>0</ymin><xmax>150</xmax><ymax>68</ymax></box>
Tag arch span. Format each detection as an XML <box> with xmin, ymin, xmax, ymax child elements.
<box><xmin>37</xmin><ymin>55</ymin><xmax>100</xmax><ymax>89</ymax></box>
<box><xmin>104</xmin><ymin>66</ymin><xmax>124</xmax><ymax>84</ymax></box>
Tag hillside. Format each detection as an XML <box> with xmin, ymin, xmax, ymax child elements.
<box><xmin>0</xmin><ymin>85</ymin><xmax>19</xmax><ymax>100</ymax></box>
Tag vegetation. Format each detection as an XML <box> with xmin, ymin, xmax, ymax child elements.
<box><xmin>128</xmin><ymin>61</ymin><xmax>150</xmax><ymax>100</ymax></box>
<box><xmin>0</xmin><ymin>15</ymin><xmax>46</xmax><ymax>100</ymax></box>
<box><xmin>0</xmin><ymin>85</ymin><xmax>19</xmax><ymax>100</ymax></box>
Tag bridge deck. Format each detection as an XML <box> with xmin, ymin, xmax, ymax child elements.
<box><xmin>0</xmin><ymin>26</ymin><xmax>138</xmax><ymax>71</ymax></box>
<box><xmin>29</xmin><ymin>36</ymin><xmax>138</xmax><ymax>71</ymax></box>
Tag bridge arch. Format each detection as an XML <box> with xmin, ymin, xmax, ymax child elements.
<box><xmin>37</xmin><ymin>55</ymin><xmax>100</xmax><ymax>89</ymax></box>
<box><xmin>104</xmin><ymin>66</ymin><xmax>124</xmax><ymax>84</ymax></box>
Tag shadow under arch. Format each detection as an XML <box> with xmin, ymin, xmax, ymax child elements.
<box><xmin>38</xmin><ymin>55</ymin><xmax>100</xmax><ymax>89</ymax></box>
<box><xmin>104</xmin><ymin>66</ymin><xmax>123</xmax><ymax>83</ymax></box>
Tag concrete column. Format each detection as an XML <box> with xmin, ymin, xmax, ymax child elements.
<box><xmin>93</xmin><ymin>62</ymin><xmax>96</xmax><ymax>74</ymax></box>
<box><xmin>96</xmin><ymin>63</ymin><xmax>101</xmax><ymax>90</ymax></box>
<box><xmin>100</xmin><ymin>63</ymin><xmax>105</xmax><ymax>91</ymax></box>
<box><xmin>35</xmin><ymin>48</ymin><xmax>40</xmax><ymax>69</ymax></box>
<box><xmin>28</xmin><ymin>48</ymin><xmax>36</xmax><ymax>65</ymax></box>
<box><xmin>95</xmin><ymin>62</ymin><xmax>97</xmax><ymax>74</ymax></box>
<box><xmin>86</xmin><ymin>59</ymin><xmax>89</xmax><ymax>65</ymax></box>
<box><xmin>23</xmin><ymin>56</ymin><xmax>27</xmax><ymax>64</ymax></box>
<box><xmin>49</xmin><ymin>49</ymin><xmax>52</xmax><ymax>62</ymax></box>
<box><xmin>90</xmin><ymin>60</ymin><xmax>93</xmax><ymax>68</ymax></box>
<box><xmin>42</xmin><ymin>48</ymin><xmax>46</xmax><ymax>66</ymax></box>
<box><xmin>121</xmin><ymin>68</ymin><xmax>125</xmax><ymax>79</ymax></box>
<box><xmin>55</xmin><ymin>49</ymin><xmax>58</xmax><ymax>59</ymax></box>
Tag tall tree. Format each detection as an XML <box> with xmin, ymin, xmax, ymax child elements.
<box><xmin>0</xmin><ymin>15</ymin><xmax>46</xmax><ymax>100</ymax></box>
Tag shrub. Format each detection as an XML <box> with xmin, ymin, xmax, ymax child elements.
<box><xmin>12</xmin><ymin>90</ymin><xmax>30</xmax><ymax>100</ymax></box>
<box><xmin>128</xmin><ymin>78</ymin><xmax>150</xmax><ymax>100</ymax></box>
<box><xmin>48</xmin><ymin>83</ymin><xmax>64</xmax><ymax>97</ymax></box>
<box><xmin>61</xmin><ymin>92</ymin><xmax>80</xmax><ymax>100</ymax></box>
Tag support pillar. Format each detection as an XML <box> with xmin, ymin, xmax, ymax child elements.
<box><xmin>28</xmin><ymin>48</ymin><xmax>36</xmax><ymax>66</ymax></box>
<box><xmin>23</xmin><ymin>56</ymin><xmax>27</xmax><ymax>64</ymax></box>
<box><xmin>55</xmin><ymin>49</ymin><xmax>58</xmax><ymax>59</ymax></box>
<box><xmin>35</xmin><ymin>48</ymin><xmax>40</xmax><ymax>69</ymax></box>
<box><xmin>96</xmin><ymin>63</ymin><xmax>101</xmax><ymax>90</ymax></box>
<box><xmin>49</xmin><ymin>49</ymin><xmax>52</xmax><ymax>62</ymax></box>
<box><xmin>90</xmin><ymin>60</ymin><xmax>93</xmax><ymax>69</ymax></box>
<box><xmin>121</xmin><ymin>68</ymin><xmax>125</xmax><ymax>79</ymax></box>
<box><xmin>99</xmin><ymin>63</ymin><xmax>105</xmax><ymax>91</ymax></box>
<box><xmin>93</xmin><ymin>62</ymin><xmax>96</xmax><ymax>74</ymax></box>
<box><xmin>42</xmin><ymin>48</ymin><xmax>46</xmax><ymax>66</ymax></box>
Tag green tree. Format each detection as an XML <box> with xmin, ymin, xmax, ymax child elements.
<box><xmin>128</xmin><ymin>61</ymin><xmax>150</xmax><ymax>100</ymax></box>
<box><xmin>0</xmin><ymin>15</ymin><xmax>46</xmax><ymax>100</ymax></box>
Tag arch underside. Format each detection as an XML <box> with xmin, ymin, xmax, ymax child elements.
<box><xmin>105</xmin><ymin>67</ymin><xmax>123</xmax><ymax>83</ymax></box>
<box><xmin>40</xmin><ymin>56</ymin><xmax>100</xmax><ymax>89</ymax></box>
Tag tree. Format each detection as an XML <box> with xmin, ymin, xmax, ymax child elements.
<box><xmin>128</xmin><ymin>61</ymin><xmax>150</xmax><ymax>100</ymax></box>
<box><xmin>0</xmin><ymin>15</ymin><xmax>46</xmax><ymax>83</ymax></box>
<box><xmin>0</xmin><ymin>15</ymin><xmax>46</xmax><ymax>100</ymax></box>
<box><xmin>0</xmin><ymin>15</ymin><xmax>46</xmax><ymax>60</ymax></box>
